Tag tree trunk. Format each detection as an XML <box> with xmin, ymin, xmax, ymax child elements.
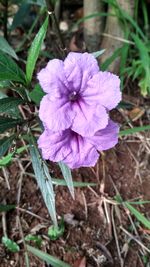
<box><xmin>100</xmin><ymin>0</ymin><xmax>134</xmax><ymax>73</ymax></box>
<box><xmin>84</xmin><ymin>0</ymin><xmax>104</xmax><ymax>52</ymax></box>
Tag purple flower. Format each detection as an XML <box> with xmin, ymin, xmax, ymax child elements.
<box><xmin>38</xmin><ymin>120</ymin><xmax>119</xmax><ymax>169</ymax></box>
<box><xmin>38</xmin><ymin>52</ymin><xmax>121</xmax><ymax>136</ymax></box>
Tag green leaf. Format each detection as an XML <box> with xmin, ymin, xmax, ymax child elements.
<box><xmin>0</xmin><ymin>81</ymin><xmax>10</xmax><ymax>88</ymax></box>
<box><xmin>0</xmin><ymin>153</ymin><xmax>13</xmax><ymax>166</ymax></box>
<box><xmin>2</xmin><ymin>237</ymin><xmax>20</xmax><ymax>252</ymax></box>
<box><xmin>27</xmin><ymin>245</ymin><xmax>71</xmax><ymax>267</ymax></box>
<box><xmin>119</xmin><ymin>125</ymin><xmax>150</xmax><ymax>136</ymax></box>
<box><xmin>0</xmin><ymin>95</ymin><xmax>23</xmax><ymax>119</ymax></box>
<box><xmin>0</xmin><ymin>135</ymin><xmax>15</xmax><ymax>157</ymax></box>
<box><xmin>101</xmin><ymin>47</ymin><xmax>122</xmax><ymax>71</ymax></box>
<box><xmin>0</xmin><ymin>116</ymin><xmax>24</xmax><ymax>134</ymax></box>
<box><xmin>48</xmin><ymin>218</ymin><xmax>65</xmax><ymax>240</ymax></box>
<box><xmin>0</xmin><ymin>52</ymin><xmax>26</xmax><ymax>84</ymax></box>
<box><xmin>0</xmin><ymin>97</ymin><xmax>24</xmax><ymax>114</ymax></box>
<box><xmin>0</xmin><ymin>36</ymin><xmax>18</xmax><ymax>60</ymax></box>
<box><xmin>11</xmin><ymin>87</ymin><xmax>29</xmax><ymax>101</ymax></box>
<box><xmin>52</xmin><ymin>178</ymin><xmax>97</xmax><ymax>187</ymax></box>
<box><xmin>0</xmin><ymin>145</ymin><xmax>28</xmax><ymax>167</ymax></box>
<box><xmin>131</xmin><ymin>33</ymin><xmax>149</xmax><ymax>70</ymax></box>
<box><xmin>58</xmin><ymin>162</ymin><xmax>74</xmax><ymax>199</ymax></box>
<box><xmin>0</xmin><ymin>204</ymin><xmax>16</xmax><ymax>212</ymax></box>
<box><xmin>29</xmin><ymin>84</ymin><xmax>45</xmax><ymax>104</ymax></box>
<box><xmin>125</xmin><ymin>202</ymin><xmax>150</xmax><ymax>229</ymax></box>
<box><xmin>25</xmin><ymin>234</ymin><xmax>42</xmax><ymax>247</ymax></box>
<box><xmin>26</xmin><ymin>16</ymin><xmax>48</xmax><ymax>83</ymax></box>
<box><xmin>29</xmin><ymin>135</ymin><xmax>57</xmax><ymax>226</ymax></box>
<box><xmin>92</xmin><ymin>49</ymin><xmax>105</xmax><ymax>58</ymax></box>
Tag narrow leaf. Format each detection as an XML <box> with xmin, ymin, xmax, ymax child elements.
<box><xmin>101</xmin><ymin>47</ymin><xmax>122</xmax><ymax>71</ymax></box>
<box><xmin>29</xmin><ymin>84</ymin><xmax>45</xmax><ymax>104</ymax></box>
<box><xmin>0</xmin><ymin>97</ymin><xmax>24</xmax><ymax>114</ymax></box>
<box><xmin>52</xmin><ymin>178</ymin><xmax>97</xmax><ymax>187</ymax></box>
<box><xmin>27</xmin><ymin>245</ymin><xmax>71</xmax><ymax>267</ymax></box>
<box><xmin>0</xmin><ymin>145</ymin><xmax>28</xmax><ymax>167</ymax></box>
<box><xmin>119</xmin><ymin>125</ymin><xmax>150</xmax><ymax>136</ymax></box>
<box><xmin>92</xmin><ymin>49</ymin><xmax>105</xmax><ymax>58</ymax></box>
<box><xmin>125</xmin><ymin>202</ymin><xmax>150</xmax><ymax>229</ymax></box>
<box><xmin>0</xmin><ymin>36</ymin><xmax>18</xmax><ymax>60</ymax></box>
<box><xmin>0</xmin><ymin>52</ymin><xmax>26</xmax><ymax>84</ymax></box>
<box><xmin>58</xmin><ymin>162</ymin><xmax>74</xmax><ymax>199</ymax></box>
<box><xmin>0</xmin><ymin>135</ymin><xmax>15</xmax><ymax>157</ymax></box>
<box><xmin>0</xmin><ymin>116</ymin><xmax>24</xmax><ymax>134</ymax></box>
<box><xmin>29</xmin><ymin>135</ymin><xmax>57</xmax><ymax>226</ymax></box>
<box><xmin>26</xmin><ymin>16</ymin><xmax>48</xmax><ymax>83</ymax></box>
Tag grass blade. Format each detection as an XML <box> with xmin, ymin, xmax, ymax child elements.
<box><xmin>125</xmin><ymin>202</ymin><xmax>150</xmax><ymax>229</ymax></box>
<box><xmin>119</xmin><ymin>125</ymin><xmax>150</xmax><ymax>136</ymax></box>
<box><xmin>58</xmin><ymin>162</ymin><xmax>74</xmax><ymax>199</ymax></box>
<box><xmin>27</xmin><ymin>245</ymin><xmax>71</xmax><ymax>267</ymax></box>
<box><xmin>52</xmin><ymin>178</ymin><xmax>97</xmax><ymax>187</ymax></box>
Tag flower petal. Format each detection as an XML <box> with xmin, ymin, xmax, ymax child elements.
<box><xmin>38</xmin><ymin>129</ymin><xmax>72</xmax><ymax>161</ymax></box>
<box><xmin>71</xmin><ymin>101</ymin><xmax>108</xmax><ymax>136</ymax></box>
<box><xmin>87</xmin><ymin>71</ymin><xmax>121</xmax><ymax>110</ymax></box>
<box><xmin>64</xmin><ymin>134</ymin><xmax>99</xmax><ymax>169</ymax></box>
<box><xmin>39</xmin><ymin>95</ymin><xmax>75</xmax><ymax>131</ymax></box>
<box><xmin>64</xmin><ymin>52</ymin><xmax>99</xmax><ymax>91</ymax></box>
<box><xmin>37</xmin><ymin>59</ymin><xmax>69</xmax><ymax>99</ymax></box>
<box><xmin>38</xmin><ymin>128</ymin><xmax>99</xmax><ymax>169</ymax></box>
<box><xmin>88</xmin><ymin>120</ymin><xmax>119</xmax><ymax>151</ymax></box>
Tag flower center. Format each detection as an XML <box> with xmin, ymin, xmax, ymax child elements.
<box><xmin>69</xmin><ymin>91</ymin><xmax>79</xmax><ymax>102</ymax></box>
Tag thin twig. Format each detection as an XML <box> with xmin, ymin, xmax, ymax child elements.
<box><xmin>16</xmin><ymin>207</ymin><xmax>49</xmax><ymax>223</ymax></box>
<box><xmin>120</xmin><ymin>226</ymin><xmax>150</xmax><ymax>254</ymax></box>
<box><xmin>1</xmin><ymin>200</ymin><xmax>7</xmax><ymax>237</ymax></box>
<box><xmin>2</xmin><ymin>167</ymin><xmax>10</xmax><ymax>190</ymax></box>
<box><xmin>111</xmin><ymin>206</ymin><xmax>124</xmax><ymax>267</ymax></box>
<box><xmin>45</xmin><ymin>0</ymin><xmax>67</xmax><ymax>58</ymax></box>
<box><xmin>17</xmin><ymin>216</ymin><xmax>30</xmax><ymax>266</ymax></box>
<box><xmin>48</xmin><ymin>11</ymin><xmax>67</xmax><ymax>58</ymax></box>
<box><xmin>81</xmin><ymin>191</ymin><xmax>88</xmax><ymax>220</ymax></box>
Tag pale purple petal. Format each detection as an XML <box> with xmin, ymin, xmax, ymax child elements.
<box><xmin>64</xmin><ymin>134</ymin><xmax>99</xmax><ymax>168</ymax></box>
<box><xmin>39</xmin><ymin>95</ymin><xmax>75</xmax><ymax>131</ymax></box>
<box><xmin>87</xmin><ymin>71</ymin><xmax>121</xmax><ymax>110</ymax></box>
<box><xmin>71</xmin><ymin>101</ymin><xmax>108</xmax><ymax>136</ymax></box>
<box><xmin>64</xmin><ymin>52</ymin><xmax>99</xmax><ymax>91</ymax></box>
<box><xmin>38</xmin><ymin>129</ymin><xmax>72</xmax><ymax>161</ymax></box>
<box><xmin>88</xmin><ymin>120</ymin><xmax>119</xmax><ymax>151</ymax></box>
<box><xmin>37</xmin><ymin>59</ymin><xmax>69</xmax><ymax>99</ymax></box>
<box><xmin>38</xmin><ymin>128</ymin><xmax>99</xmax><ymax>169</ymax></box>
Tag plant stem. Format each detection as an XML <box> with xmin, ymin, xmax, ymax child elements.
<box><xmin>45</xmin><ymin>0</ymin><xmax>67</xmax><ymax>59</ymax></box>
